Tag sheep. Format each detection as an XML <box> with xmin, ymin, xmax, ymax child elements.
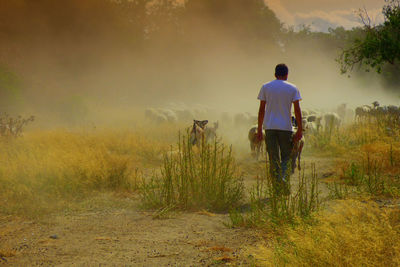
<box><xmin>306</xmin><ymin>121</ymin><xmax>318</xmax><ymax>134</ymax></box>
<box><xmin>248</xmin><ymin>126</ymin><xmax>265</xmax><ymax>160</ymax></box>
<box><xmin>158</xmin><ymin>108</ymin><xmax>178</xmax><ymax>123</ymax></box>
<box><xmin>306</xmin><ymin>115</ymin><xmax>323</xmax><ymax>131</ymax></box>
<box><xmin>323</xmin><ymin>112</ymin><xmax>341</xmax><ymax>132</ymax></box>
<box><xmin>144</xmin><ymin>108</ymin><xmax>167</xmax><ymax>123</ymax></box>
<box><xmin>355</xmin><ymin>105</ymin><xmax>371</xmax><ymax>122</ymax></box>
<box><xmin>307</xmin><ymin>115</ymin><xmax>317</xmax><ymax>122</ymax></box>
<box><xmin>190</xmin><ymin>120</ymin><xmax>208</xmax><ymax>146</ymax></box>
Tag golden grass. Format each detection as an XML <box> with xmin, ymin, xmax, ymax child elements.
<box><xmin>247</xmin><ymin>120</ymin><xmax>400</xmax><ymax>266</ymax></box>
<box><xmin>0</xmin><ymin>125</ymin><xmax>180</xmax><ymax>218</ymax></box>
<box><xmin>252</xmin><ymin>200</ymin><xmax>400</xmax><ymax>266</ymax></box>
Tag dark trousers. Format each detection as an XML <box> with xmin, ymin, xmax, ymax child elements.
<box><xmin>265</xmin><ymin>130</ymin><xmax>293</xmax><ymax>183</ymax></box>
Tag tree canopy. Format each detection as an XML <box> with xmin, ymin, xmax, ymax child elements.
<box><xmin>339</xmin><ymin>0</ymin><xmax>400</xmax><ymax>74</ymax></box>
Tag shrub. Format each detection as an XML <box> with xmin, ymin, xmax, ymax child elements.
<box><xmin>140</xmin><ymin>132</ymin><xmax>245</xmax><ymax>213</ymax></box>
<box><xmin>0</xmin><ymin>113</ymin><xmax>34</xmax><ymax>137</ymax></box>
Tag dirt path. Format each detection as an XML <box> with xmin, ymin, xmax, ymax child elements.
<box><xmin>1</xmin><ymin>207</ymin><xmax>261</xmax><ymax>266</ymax></box>
<box><xmin>1</xmin><ymin>155</ymin><xmax>336</xmax><ymax>266</ymax></box>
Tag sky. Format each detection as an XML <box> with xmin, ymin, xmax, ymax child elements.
<box><xmin>265</xmin><ymin>0</ymin><xmax>386</xmax><ymax>32</ymax></box>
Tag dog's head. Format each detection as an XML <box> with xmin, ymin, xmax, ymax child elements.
<box><xmin>193</xmin><ymin>120</ymin><xmax>208</xmax><ymax>130</ymax></box>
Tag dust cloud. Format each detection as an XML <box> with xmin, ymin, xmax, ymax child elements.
<box><xmin>0</xmin><ymin>0</ymin><xmax>397</xmax><ymax>127</ymax></box>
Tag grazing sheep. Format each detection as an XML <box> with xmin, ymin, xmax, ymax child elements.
<box><xmin>307</xmin><ymin>115</ymin><xmax>317</xmax><ymax>123</ymax></box>
<box><xmin>190</xmin><ymin>120</ymin><xmax>208</xmax><ymax>146</ymax></box>
<box><xmin>355</xmin><ymin>105</ymin><xmax>371</xmax><ymax>122</ymax></box>
<box><xmin>248</xmin><ymin>126</ymin><xmax>265</xmax><ymax>160</ymax></box>
<box><xmin>307</xmin><ymin>115</ymin><xmax>323</xmax><ymax>131</ymax></box>
<box><xmin>306</xmin><ymin>121</ymin><xmax>317</xmax><ymax>134</ymax></box>
<box><xmin>372</xmin><ymin>101</ymin><xmax>380</xmax><ymax>108</ymax></box>
<box><xmin>158</xmin><ymin>109</ymin><xmax>178</xmax><ymax>123</ymax></box>
<box><xmin>204</xmin><ymin>121</ymin><xmax>219</xmax><ymax>143</ymax></box>
<box><xmin>145</xmin><ymin>108</ymin><xmax>168</xmax><ymax>123</ymax></box>
<box><xmin>323</xmin><ymin>112</ymin><xmax>341</xmax><ymax>131</ymax></box>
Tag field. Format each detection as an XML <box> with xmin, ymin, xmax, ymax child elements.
<box><xmin>1</xmin><ymin>116</ymin><xmax>399</xmax><ymax>266</ymax></box>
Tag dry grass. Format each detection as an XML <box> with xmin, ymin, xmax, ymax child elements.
<box><xmin>252</xmin><ymin>200</ymin><xmax>400</xmax><ymax>266</ymax></box>
<box><xmin>247</xmin><ymin>120</ymin><xmax>400</xmax><ymax>265</ymax></box>
<box><xmin>0</xmin><ymin>126</ymin><xmax>178</xmax><ymax>218</ymax></box>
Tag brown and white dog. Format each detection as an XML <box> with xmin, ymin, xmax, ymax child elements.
<box><xmin>190</xmin><ymin>120</ymin><xmax>208</xmax><ymax>146</ymax></box>
<box><xmin>291</xmin><ymin>117</ymin><xmax>305</xmax><ymax>173</ymax></box>
<box><xmin>248</xmin><ymin>126</ymin><xmax>265</xmax><ymax>160</ymax></box>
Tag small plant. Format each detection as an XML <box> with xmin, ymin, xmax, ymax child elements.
<box><xmin>0</xmin><ymin>113</ymin><xmax>34</xmax><ymax>137</ymax></box>
<box><xmin>140</xmin><ymin>131</ymin><xmax>245</xmax><ymax>213</ymax></box>
<box><xmin>338</xmin><ymin>156</ymin><xmax>400</xmax><ymax>197</ymax></box>
<box><xmin>327</xmin><ymin>181</ymin><xmax>352</xmax><ymax>199</ymax></box>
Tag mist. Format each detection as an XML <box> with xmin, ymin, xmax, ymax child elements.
<box><xmin>0</xmin><ymin>0</ymin><xmax>398</xmax><ymax>127</ymax></box>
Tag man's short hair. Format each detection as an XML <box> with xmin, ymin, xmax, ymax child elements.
<box><xmin>275</xmin><ymin>64</ymin><xmax>289</xmax><ymax>77</ymax></box>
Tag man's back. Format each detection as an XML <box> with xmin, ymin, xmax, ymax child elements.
<box><xmin>258</xmin><ymin>79</ymin><xmax>301</xmax><ymax>131</ymax></box>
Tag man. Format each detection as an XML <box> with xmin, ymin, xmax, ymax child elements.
<box><xmin>257</xmin><ymin>64</ymin><xmax>302</xmax><ymax>192</ymax></box>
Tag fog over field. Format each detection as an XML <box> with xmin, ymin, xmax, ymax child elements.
<box><xmin>0</xmin><ymin>0</ymin><xmax>398</xmax><ymax>126</ymax></box>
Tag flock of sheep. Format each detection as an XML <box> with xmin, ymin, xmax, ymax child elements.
<box><xmin>144</xmin><ymin>101</ymin><xmax>399</xmax><ymax>158</ymax></box>
<box><xmin>355</xmin><ymin>101</ymin><xmax>400</xmax><ymax>122</ymax></box>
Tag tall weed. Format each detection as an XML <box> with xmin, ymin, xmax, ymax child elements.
<box><xmin>229</xmin><ymin>162</ymin><xmax>320</xmax><ymax>227</ymax></box>
<box><xmin>140</xmin><ymin>132</ymin><xmax>245</xmax><ymax>213</ymax></box>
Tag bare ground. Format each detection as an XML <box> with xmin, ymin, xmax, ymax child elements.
<box><xmin>0</xmin><ymin>155</ymin><xmax>336</xmax><ymax>266</ymax></box>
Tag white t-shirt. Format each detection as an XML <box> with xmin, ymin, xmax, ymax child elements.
<box><xmin>257</xmin><ymin>79</ymin><xmax>302</xmax><ymax>131</ymax></box>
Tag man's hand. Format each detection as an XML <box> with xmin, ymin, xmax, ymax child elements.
<box><xmin>293</xmin><ymin>129</ymin><xmax>303</xmax><ymax>143</ymax></box>
<box><xmin>257</xmin><ymin>100</ymin><xmax>266</xmax><ymax>142</ymax></box>
<box><xmin>257</xmin><ymin>128</ymin><xmax>264</xmax><ymax>142</ymax></box>
<box><xmin>293</xmin><ymin>100</ymin><xmax>302</xmax><ymax>143</ymax></box>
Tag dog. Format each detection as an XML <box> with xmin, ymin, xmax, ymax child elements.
<box><xmin>190</xmin><ymin>120</ymin><xmax>208</xmax><ymax>146</ymax></box>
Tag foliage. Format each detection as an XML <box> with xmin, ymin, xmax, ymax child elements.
<box><xmin>182</xmin><ymin>0</ymin><xmax>281</xmax><ymax>42</ymax></box>
<box><xmin>140</xmin><ymin>132</ymin><xmax>245</xmax><ymax>213</ymax></box>
<box><xmin>339</xmin><ymin>0</ymin><xmax>400</xmax><ymax>73</ymax></box>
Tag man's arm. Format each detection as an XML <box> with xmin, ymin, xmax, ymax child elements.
<box><xmin>293</xmin><ymin>100</ymin><xmax>302</xmax><ymax>142</ymax></box>
<box><xmin>257</xmin><ymin>101</ymin><xmax>266</xmax><ymax>141</ymax></box>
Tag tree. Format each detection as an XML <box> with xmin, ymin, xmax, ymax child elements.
<box><xmin>339</xmin><ymin>0</ymin><xmax>400</xmax><ymax>73</ymax></box>
<box><xmin>181</xmin><ymin>0</ymin><xmax>281</xmax><ymax>46</ymax></box>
